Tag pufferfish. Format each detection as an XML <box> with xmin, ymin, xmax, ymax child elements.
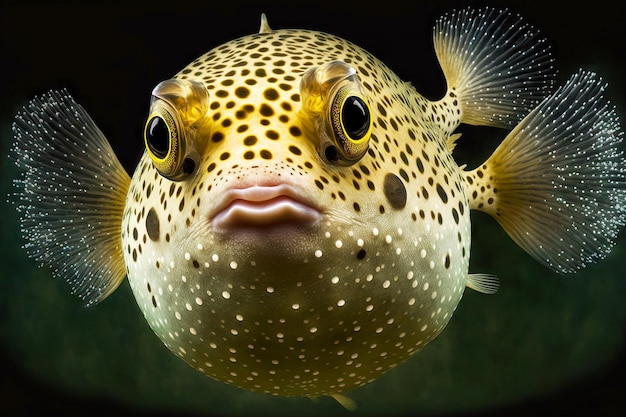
<box><xmin>9</xmin><ymin>7</ymin><xmax>626</xmax><ymax>405</ymax></box>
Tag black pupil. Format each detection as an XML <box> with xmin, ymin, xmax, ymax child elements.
<box><xmin>146</xmin><ymin>116</ymin><xmax>169</xmax><ymax>158</ymax></box>
<box><xmin>341</xmin><ymin>96</ymin><xmax>370</xmax><ymax>140</ymax></box>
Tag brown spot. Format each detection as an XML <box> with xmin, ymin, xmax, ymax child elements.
<box><xmin>383</xmin><ymin>174</ymin><xmax>407</xmax><ymax>209</ymax></box>
<box><xmin>146</xmin><ymin>207</ymin><xmax>160</xmax><ymax>241</ymax></box>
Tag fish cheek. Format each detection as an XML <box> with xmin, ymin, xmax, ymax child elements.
<box><xmin>383</xmin><ymin>173</ymin><xmax>407</xmax><ymax>209</ymax></box>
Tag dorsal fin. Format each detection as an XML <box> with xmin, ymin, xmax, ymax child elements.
<box><xmin>433</xmin><ymin>7</ymin><xmax>555</xmax><ymax>129</ymax></box>
<box><xmin>259</xmin><ymin>13</ymin><xmax>272</xmax><ymax>34</ymax></box>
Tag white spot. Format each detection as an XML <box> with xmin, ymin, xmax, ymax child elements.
<box><xmin>222</xmin><ymin>291</ymin><xmax>231</xmax><ymax>299</ymax></box>
<box><xmin>372</xmin><ymin>227</ymin><xmax>379</xmax><ymax>236</ymax></box>
<box><xmin>315</xmin><ymin>249</ymin><xmax>323</xmax><ymax>258</ymax></box>
<box><xmin>231</xmin><ymin>329</ymin><xmax>239</xmax><ymax>335</ymax></box>
<box><xmin>335</xmin><ymin>240</ymin><xmax>343</xmax><ymax>248</ymax></box>
<box><xmin>190</xmin><ymin>327</ymin><xmax>197</xmax><ymax>335</ymax></box>
<box><xmin>181</xmin><ymin>275</ymin><xmax>187</xmax><ymax>283</ymax></box>
<box><xmin>357</xmin><ymin>238</ymin><xmax>364</xmax><ymax>247</ymax></box>
<box><xmin>420</xmin><ymin>324</ymin><xmax>428</xmax><ymax>332</ymax></box>
<box><xmin>267</xmin><ymin>286</ymin><xmax>274</xmax><ymax>293</ymax></box>
<box><xmin>375</xmin><ymin>327</ymin><xmax>383</xmax><ymax>334</ymax></box>
<box><xmin>212</xmin><ymin>254</ymin><xmax>219</xmax><ymax>262</ymax></box>
<box><xmin>429</xmin><ymin>260</ymin><xmax>435</xmax><ymax>269</ymax></box>
<box><xmin>197</xmin><ymin>243</ymin><xmax>203</xmax><ymax>250</ymax></box>
<box><xmin>431</xmin><ymin>291</ymin><xmax>437</xmax><ymax>300</ymax></box>
<box><xmin>382</xmin><ymin>280</ymin><xmax>390</xmax><ymax>289</ymax></box>
<box><xmin>175</xmin><ymin>311</ymin><xmax>182</xmax><ymax>320</ymax></box>
<box><xmin>397</xmin><ymin>228</ymin><xmax>403</xmax><ymax>236</ymax></box>
<box><xmin>385</xmin><ymin>235</ymin><xmax>392</xmax><ymax>244</ymax></box>
<box><xmin>184</xmin><ymin>252</ymin><xmax>191</xmax><ymax>260</ymax></box>
<box><xmin>309</xmin><ymin>327</ymin><xmax>318</xmax><ymax>333</ymax></box>
<box><xmin>337</xmin><ymin>299</ymin><xmax>346</xmax><ymax>307</ymax></box>
<box><xmin>230</xmin><ymin>261</ymin><xmax>238</xmax><ymax>270</ymax></box>
<box><xmin>185</xmin><ymin>303</ymin><xmax>192</xmax><ymax>311</ymax></box>
<box><xmin>331</xmin><ymin>276</ymin><xmax>340</xmax><ymax>284</ymax></box>
<box><xmin>366</xmin><ymin>304</ymin><xmax>374</xmax><ymax>312</ymax></box>
<box><xmin>420</xmin><ymin>249</ymin><xmax>427</xmax><ymax>258</ymax></box>
<box><xmin>292</xmin><ymin>303</ymin><xmax>300</xmax><ymax>310</ymax></box>
<box><xmin>408</xmin><ymin>297</ymin><xmax>416</xmax><ymax>305</ymax></box>
<box><xmin>195</xmin><ymin>297</ymin><xmax>203</xmax><ymax>305</ymax></box>
<box><xmin>395</xmin><ymin>248</ymin><xmax>402</xmax><ymax>255</ymax></box>
<box><xmin>407</xmin><ymin>271</ymin><xmax>414</xmax><ymax>280</ymax></box>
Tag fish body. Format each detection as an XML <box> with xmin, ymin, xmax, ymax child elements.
<box><xmin>10</xmin><ymin>8</ymin><xmax>626</xmax><ymax>400</ymax></box>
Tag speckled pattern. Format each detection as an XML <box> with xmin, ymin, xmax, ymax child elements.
<box><xmin>10</xmin><ymin>7</ymin><xmax>625</xmax><ymax>402</ymax></box>
<box><xmin>123</xmin><ymin>26</ymin><xmax>470</xmax><ymax>397</ymax></box>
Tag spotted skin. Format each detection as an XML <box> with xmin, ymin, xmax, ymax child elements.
<box><xmin>12</xmin><ymin>8</ymin><xmax>625</xmax><ymax>402</ymax></box>
<box><xmin>121</xmin><ymin>27</ymin><xmax>468</xmax><ymax>396</ymax></box>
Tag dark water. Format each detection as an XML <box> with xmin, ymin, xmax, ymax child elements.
<box><xmin>1</xmin><ymin>1</ymin><xmax>625</xmax><ymax>416</ymax></box>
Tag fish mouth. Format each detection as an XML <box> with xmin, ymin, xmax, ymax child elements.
<box><xmin>211</xmin><ymin>184</ymin><xmax>322</xmax><ymax>233</ymax></box>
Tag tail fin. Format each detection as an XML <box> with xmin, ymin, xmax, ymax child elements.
<box><xmin>433</xmin><ymin>7</ymin><xmax>556</xmax><ymax>128</ymax></box>
<box><xmin>10</xmin><ymin>90</ymin><xmax>131</xmax><ymax>305</ymax></box>
<box><xmin>465</xmin><ymin>70</ymin><xmax>626</xmax><ymax>273</ymax></box>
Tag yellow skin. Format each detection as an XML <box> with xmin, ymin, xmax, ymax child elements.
<box><xmin>123</xmin><ymin>23</ymin><xmax>469</xmax><ymax>396</ymax></box>
<box><xmin>11</xmin><ymin>9</ymin><xmax>625</xmax><ymax>402</ymax></box>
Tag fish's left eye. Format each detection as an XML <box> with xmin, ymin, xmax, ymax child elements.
<box><xmin>326</xmin><ymin>86</ymin><xmax>372</xmax><ymax>165</ymax></box>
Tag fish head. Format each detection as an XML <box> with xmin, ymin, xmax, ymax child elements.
<box><xmin>121</xmin><ymin>26</ymin><xmax>469</xmax><ymax>396</ymax></box>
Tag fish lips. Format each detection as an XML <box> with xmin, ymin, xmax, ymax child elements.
<box><xmin>210</xmin><ymin>184</ymin><xmax>323</xmax><ymax>234</ymax></box>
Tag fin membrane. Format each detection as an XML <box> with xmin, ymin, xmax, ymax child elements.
<box><xmin>434</xmin><ymin>7</ymin><xmax>556</xmax><ymax>128</ymax></box>
<box><xmin>466</xmin><ymin>70</ymin><xmax>626</xmax><ymax>273</ymax></box>
<box><xmin>11</xmin><ymin>90</ymin><xmax>131</xmax><ymax>305</ymax></box>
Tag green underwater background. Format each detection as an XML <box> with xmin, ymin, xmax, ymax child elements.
<box><xmin>1</xmin><ymin>1</ymin><xmax>625</xmax><ymax>416</ymax></box>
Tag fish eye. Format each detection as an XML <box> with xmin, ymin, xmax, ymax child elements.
<box><xmin>145</xmin><ymin>115</ymin><xmax>172</xmax><ymax>159</ymax></box>
<box><xmin>326</xmin><ymin>85</ymin><xmax>372</xmax><ymax>165</ymax></box>
<box><xmin>340</xmin><ymin>95</ymin><xmax>370</xmax><ymax>140</ymax></box>
<box><xmin>144</xmin><ymin>104</ymin><xmax>194</xmax><ymax>180</ymax></box>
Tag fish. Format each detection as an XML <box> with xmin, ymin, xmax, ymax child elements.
<box><xmin>9</xmin><ymin>7</ymin><xmax>626</xmax><ymax>406</ymax></box>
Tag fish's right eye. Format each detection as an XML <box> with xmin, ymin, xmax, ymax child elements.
<box><xmin>143</xmin><ymin>105</ymin><xmax>189</xmax><ymax>180</ymax></box>
<box><xmin>145</xmin><ymin>115</ymin><xmax>171</xmax><ymax>159</ymax></box>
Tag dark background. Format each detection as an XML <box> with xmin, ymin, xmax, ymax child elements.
<box><xmin>1</xmin><ymin>0</ymin><xmax>625</xmax><ymax>416</ymax></box>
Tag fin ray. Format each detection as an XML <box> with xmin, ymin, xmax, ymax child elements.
<box><xmin>434</xmin><ymin>7</ymin><xmax>556</xmax><ymax>128</ymax></box>
<box><xmin>466</xmin><ymin>70</ymin><xmax>626</xmax><ymax>273</ymax></box>
<box><xmin>466</xmin><ymin>274</ymin><xmax>499</xmax><ymax>294</ymax></box>
<box><xmin>11</xmin><ymin>90</ymin><xmax>130</xmax><ymax>305</ymax></box>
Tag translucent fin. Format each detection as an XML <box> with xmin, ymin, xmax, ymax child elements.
<box><xmin>465</xmin><ymin>70</ymin><xmax>626</xmax><ymax>273</ymax></box>
<box><xmin>11</xmin><ymin>89</ymin><xmax>131</xmax><ymax>305</ymax></box>
<box><xmin>259</xmin><ymin>13</ymin><xmax>272</xmax><ymax>34</ymax></box>
<box><xmin>433</xmin><ymin>7</ymin><xmax>556</xmax><ymax>128</ymax></box>
<box><xmin>447</xmin><ymin>132</ymin><xmax>462</xmax><ymax>153</ymax></box>
<box><xmin>330</xmin><ymin>393</ymin><xmax>357</xmax><ymax>411</ymax></box>
<box><xmin>466</xmin><ymin>274</ymin><xmax>499</xmax><ymax>294</ymax></box>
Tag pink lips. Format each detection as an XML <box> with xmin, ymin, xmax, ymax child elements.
<box><xmin>211</xmin><ymin>185</ymin><xmax>322</xmax><ymax>232</ymax></box>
